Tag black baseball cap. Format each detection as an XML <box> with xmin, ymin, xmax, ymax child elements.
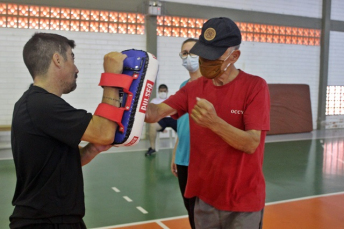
<box><xmin>190</xmin><ymin>17</ymin><xmax>241</xmax><ymax>60</ymax></box>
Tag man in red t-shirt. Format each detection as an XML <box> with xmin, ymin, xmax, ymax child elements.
<box><xmin>145</xmin><ymin>17</ymin><xmax>270</xmax><ymax>229</ymax></box>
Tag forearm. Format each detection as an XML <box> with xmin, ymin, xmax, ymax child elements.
<box><xmin>145</xmin><ymin>102</ymin><xmax>176</xmax><ymax>123</ymax></box>
<box><xmin>210</xmin><ymin>117</ymin><xmax>261</xmax><ymax>154</ymax></box>
<box><xmin>94</xmin><ymin>86</ymin><xmax>120</xmax><ymax>142</ymax></box>
<box><xmin>99</xmin><ymin>85</ymin><xmax>121</xmax><ymax>132</ymax></box>
<box><xmin>171</xmin><ymin>137</ymin><xmax>179</xmax><ymax>177</ymax></box>
<box><xmin>102</xmin><ymin>86</ymin><xmax>121</xmax><ymax>105</ymax></box>
<box><xmin>83</xmin><ymin>55</ymin><xmax>123</xmax><ymax>144</ymax></box>
<box><xmin>145</xmin><ymin>103</ymin><xmax>161</xmax><ymax>123</ymax></box>
<box><xmin>82</xmin><ymin>87</ymin><xmax>119</xmax><ymax>145</ymax></box>
<box><xmin>172</xmin><ymin>137</ymin><xmax>179</xmax><ymax>162</ymax></box>
<box><xmin>191</xmin><ymin>97</ymin><xmax>261</xmax><ymax>153</ymax></box>
<box><xmin>82</xmin><ymin>51</ymin><xmax>126</xmax><ymax>144</ymax></box>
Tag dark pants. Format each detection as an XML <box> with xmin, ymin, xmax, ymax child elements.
<box><xmin>177</xmin><ymin>164</ymin><xmax>196</xmax><ymax>229</ymax></box>
<box><xmin>194</xmin><ymin>198</ymin><xmax>264</xmax><ymax>229</ymax></box>
<box><xmin>158</xmin><ymin>117</ymin><xmax>177</xmax><ymax>132</ymax></box>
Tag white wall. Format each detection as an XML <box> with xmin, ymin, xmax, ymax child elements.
<box><xmin>237</xmin><ymin>42</ymin><xmax>320</xmax><ymax>129</ymax></box>
<box><xmin>0</xmin><ymin>29</ymin><xmax>324</xmax><ymax>130</ymax></box>
<box><xmin>1</xmin><ymin>0</ymin><xmax>343</xmax><ymax>131</ymax></box>
<box><xmin>331</xmin><ymin>0</ymin><xmax>344</xmax><ymax>21</ymax></box>
<box><xmin>0</xmin><ymin>29</ymin><xmax>33</xmax><ymax>125</ymax></box>
<box><xmin>326</xmin><ymin>0</ymin><xmax>344</xmax><ymax>128</ymax></box>
<box><xmin>156</xmin><ymin>36</ymin><xmax>190</xmax><ymax>95</ymax></box>
<box><xmin>0</xmin><ymin>28</ymin><xmax>145</xmax><ymax>125</ymax></box>
<box><xmin>162</xmin><ymin>0</ymin><xmax>323</xmax><ymax>18</ymax></box>
<box><xmin>328</xmin><ymin>32</ymin><xmax>344</xmax><ymax>85</ymax></box>
<box><xmin>156</xmin><ymin>37</ymin><xmax>321</xmax><ymax>128</ymax></box>
<box><xmin>325</xmin><ymin>31</ymin><xmax>344</xmax><ymax>128</ymax></box>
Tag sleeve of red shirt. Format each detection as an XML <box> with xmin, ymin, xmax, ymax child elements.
<box><xmin>163</xmin><ymin>85</ymin><xmax>189</xmax><ymax>120</ymax></box>
<box><xmin>244</xmin><ymin>78</ymin><xmax>270</xmax><ymax>131</ymax></box>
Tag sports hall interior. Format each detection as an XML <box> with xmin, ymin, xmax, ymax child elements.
<box><xmin>0</xmin><ymin>0</ymin><xmax>344</xmax><ymax>228</ymax></box>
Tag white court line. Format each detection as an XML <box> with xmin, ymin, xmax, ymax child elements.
<box><xmin>123</xmin><ymin>196</ymin><xmax>133</xmax><ymax>202</ymax></box>
<box><xmin>91</xmin><ymin>192</ymin><xmax>344</xmax><ymax>229</ymax></box>
<box><xmin>0</xmin><ymin>157</ymin><xmax>13</xmax><ymax>161</ymax></box>
<box><xmin>136</xmin><ymin>206</ymin><xmax>148</xmax><ymax>214</ymax></box>
<box><xmin>266</xmin><ymin>191</ymin><xmax>344</xmax><ymax>205</ymax></box>
<box><xmin>265</xmin><ymin>134</ymin><xmax>344</xmax><ymax>143</ymax></box>
<box><xmin>111</xmin><ymin>187</ymin><xmax>120</xmax><ymax>192</ymax></box>
<box><xmin>156</xmin><ymin>221</ymin><xmax>170</xmax><ymax>229</ymax></box>
<box><xmin>90</xmin><ymin>215</ymin><xmax>188</xmax><ymax>229</ymax></box>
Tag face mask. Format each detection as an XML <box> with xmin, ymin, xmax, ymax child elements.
<box><xmin>158</xmin><ymin>92</ymin><xmax>167</xmax><ymax>99</ymax></box>
<box><xmin>182</xmin><ymin>56</ymin><xmax>199</xmax><ymax>72</ymax></box>
<box><xmin>199</xmin><ymin>51</ymin><xmax>233</xmax><ymax>79</ymax></box>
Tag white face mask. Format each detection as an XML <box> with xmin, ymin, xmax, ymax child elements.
<box><xmin>182</xmin><ymin>56</ymin><xmax>199</xmax><ymax>72</ymax></box>
<box><xmin>223</xmin><ymin>50</ymin><xmax>234</xmax><ymax>72</ymax></box>
<box><xmin>158</xmin><ymin>92</ymin><xmax>167</xmax><ymax>99</ymax></box>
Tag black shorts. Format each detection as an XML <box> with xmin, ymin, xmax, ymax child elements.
<box><xmin>158</xmin><ymin>117</ymin><xmax>177</xmax><ymax>132</ymax></box>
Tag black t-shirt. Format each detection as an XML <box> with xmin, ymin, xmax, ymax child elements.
<box><xmin>10</xmin><ymin>85</ymin><xmax>92</xmax><ymax>228</ymax></box>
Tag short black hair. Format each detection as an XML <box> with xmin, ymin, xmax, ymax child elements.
<box><xmin>23</xmin><ymin>32</ymin><xmax>76</xmax><ymax>79</ymax></box>
<box><xmin>158</xmin><ymin>84</ymin><xmax>168</xmax><ymax>91</ymax></box>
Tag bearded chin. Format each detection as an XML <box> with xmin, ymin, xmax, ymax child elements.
<box><xmin>63</xmin><ymin>82</ymin><xmax>77</xmax><ymax>94</ymax></box>
<box><xmin>70</xmin><ymin>83</ymin><xmax>77</xmax><ymax>92</ymax></box>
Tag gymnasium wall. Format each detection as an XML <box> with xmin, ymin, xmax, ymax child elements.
<box><xmin>156</xmin><ymin>0</ymin><xmax>323</xmax><ymax>129</ymax></box>
<box><xmin>162</xmin><ymin>0</ymin><xmax>322</xmax><ymax>18</ymax></box>
<box><xmin>0</xmin><ymin>28</ymin><xmax>146</xmax><ymax>125</ymax></box>
<box><xmin>326</xmin><ymin>0</ymin><xmax>344</xmax><ymax>128</ymax></box>
<box><xmin>331</xmin><ymin>0</ymin><xmax>344</xmax><ymax>21</ymax></box>
<box><xmin>0</xmin><ymin>0</ymin><xmax>343</xmax><ymax>132</ymax></box>
<box><xmin>157</xmin><ymin>37</ymin><xmax>321</xmax><ymax>131</ymax></box>
<box><xmin>328</xmin><ymin>32</ymin><xmax>344</xmax><ymax>86</ymax></box>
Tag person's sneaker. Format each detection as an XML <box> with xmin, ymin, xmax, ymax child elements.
<box><xmin>145</xmin><ymin>147</ymin><xmax>156</xmax><ymax>156</ymax></box>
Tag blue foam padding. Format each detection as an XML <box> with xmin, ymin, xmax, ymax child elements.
<box><xmin>113</xmin><ymin>49</ymin><xmax>147</xmax><ymax>144</ymax></box>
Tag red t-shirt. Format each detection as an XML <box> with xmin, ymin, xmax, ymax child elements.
<box><xmin>164</xmin><ymin>70</ymin><xmax>270</xmax><ymax>211</ymax></box>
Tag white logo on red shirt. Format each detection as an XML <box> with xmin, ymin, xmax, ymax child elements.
<box><xmin>231</xmin><ymin>110</ymin><xmax>244</xmax><ymax>114</ymax></box>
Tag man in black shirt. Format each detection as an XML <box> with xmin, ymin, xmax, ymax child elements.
<box><xmin>10</xmin><ymin>33</ymin><xmax>125</xmax><ymax>229</ymax></box>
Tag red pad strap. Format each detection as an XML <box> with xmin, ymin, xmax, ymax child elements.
<box><xmin>94</xmin><ymin>103</ymin><xmax>125</xmax><ymax>133</ymax></box>
<box><xmin>99</xmin><ymin>73</ymin><xmax>133</xmax><ymax>91</ymax></box>
<box><xmin>99</xmin><ymin>72</ymin><xmax>139</xmax><ymax>112</ymax></box>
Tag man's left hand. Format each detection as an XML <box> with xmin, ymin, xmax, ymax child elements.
<box><xmin>190</xmin><ymin>97</ymin><xmax>218</xmax><ymax>129</ymax></box>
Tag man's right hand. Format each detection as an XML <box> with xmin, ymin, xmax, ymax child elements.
<box><xmin>103</xmin><ymin>52</ymin><xmax>127</xmax><ymax>73</ymax></box>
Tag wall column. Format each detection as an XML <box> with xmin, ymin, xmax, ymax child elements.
<box><xmin>317</xmin><ymin>0</ymin><xmax>331</xmax><ymax>129</ymax></box>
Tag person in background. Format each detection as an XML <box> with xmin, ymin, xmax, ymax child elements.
<box><xmin>10</xmin><ymin>32</ymin><xmax>126</xmax><ymax>229</ymax></box>
<box><xmin>170</xmin><ymin>38</ymin><xmax>201</xmax><ymax>229</ymax></box>
<box><xmin>145</xmin><ymin>84</ymin><xmax>177</xmax><ymax>156</ymax></box>
<box><xmin>145</xmin><ymin>17</ymin><xmax>270</xmax><ymax>229</ymax></box>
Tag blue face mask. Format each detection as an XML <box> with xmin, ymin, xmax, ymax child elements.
<box><xmin>182</xmin><ymin>56</ymin><xmax>199</xmax><ymax>72</ymax></box>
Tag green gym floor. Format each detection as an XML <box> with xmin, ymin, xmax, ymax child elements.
<box><xmin>0</xmin><ymin>129</ymin><xmax>344</xmax><ymax>229</ymax></box>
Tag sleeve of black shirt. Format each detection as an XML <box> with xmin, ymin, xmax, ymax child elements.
<box><xmin>28</xmin><ymin>92</ymin><xmax>92</xmax><ymax>148</ymax></box>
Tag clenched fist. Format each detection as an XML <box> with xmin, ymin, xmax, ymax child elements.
<box><xmin>103</xmin><ymin>52</ymin><xmax>127</xmax><ymax>74</ymax></box>
<box><xmin>190</xmin><ymin>97</ymin><xmax>218</xmax><ymax>129</ymax></box>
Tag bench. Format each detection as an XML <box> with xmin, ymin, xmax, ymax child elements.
<box><xmin>0</xmin><ymin>125</ymin><xmax>11</xmax><ymax>131</ymax></box>
<box><xmin>0</xmin><ymin>125</ymin><xmax>11</xmax><ymax>150</ymax></box>
<box><xmin>156</xmin><ymin>127</ymin><xmax>177</xmax><ymax>151</ymax></box>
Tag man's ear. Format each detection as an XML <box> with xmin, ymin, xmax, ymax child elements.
<box><xmin>230</xmin><ymin>50</ymin><xmax>241</xmax><ymax>63</ymax></box>
<box><xmin>52</xmin><ymin>53</ymin><xmax>62</xmax><ymax>67</ymax></box>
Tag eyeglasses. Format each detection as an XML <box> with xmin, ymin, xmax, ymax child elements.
<box><xmin>179</xmin><ymin>51</ymin><xmax>198</xmax><ymax>59</ymax></box>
